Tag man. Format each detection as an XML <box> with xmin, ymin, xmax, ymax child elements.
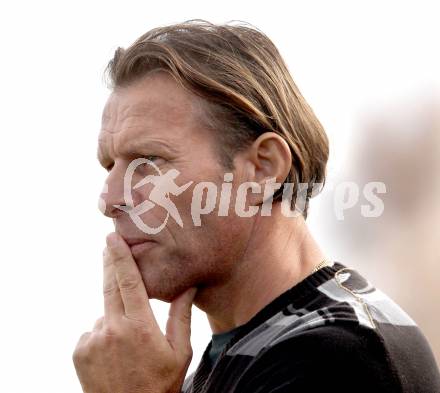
<box><xmin>72</xmin><ymin>21</ymin><xmax>440</xmax><ymax>392</ymax></box>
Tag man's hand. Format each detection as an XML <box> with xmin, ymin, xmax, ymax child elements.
<box><xmin>72</xmin><ymin>232</ymin><xmax>197</xmax><ymax>393</ymax></box>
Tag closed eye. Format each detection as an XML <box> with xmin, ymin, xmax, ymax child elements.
<box><xmin>136</xmin><ymin>156</ymin><xmax>164</xmax><ymax>172</ymax></box>
<box><xmin>144</xmin><ymin>155</ymin><xmax>160</xmax><ymax>162</ymax></box>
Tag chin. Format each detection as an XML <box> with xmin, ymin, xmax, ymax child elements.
<box><xmin>138</xmin><ymin>270</ymin><xmax>183</xmax><ymax>303</ymax></box>
<box><xmin>145</xmin><ymin>285</ymin><xmax>182</xmax><ymax>303</ymax></box>
<box><xmin>135</xmin><ymin>249</ymin><xmax>199</xmax><ymax>303</ymax></box>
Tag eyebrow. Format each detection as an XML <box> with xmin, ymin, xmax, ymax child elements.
<box><xmin>124</xmin><ymin>139</ymin><xmax>178</xmax><ymax>155</ymax></box>
<box><xmin>97</xmin><ymin>138</ymin><xmax>178</xmax><ymax>168</ymax></box>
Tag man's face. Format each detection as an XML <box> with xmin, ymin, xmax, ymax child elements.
<box><xmin>98</xmin><ymin>72</ymin><xmax>253</xmax><ymax>302</ymax></box>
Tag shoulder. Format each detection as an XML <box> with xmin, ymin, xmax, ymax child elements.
<box><xmin>236</xmin><ymin>323</ymin><xmax>402</xmax><ymax>393</ymax></box>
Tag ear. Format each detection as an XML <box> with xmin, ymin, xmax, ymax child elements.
<box><xmin>238</xmin><ymin>132</ymin><xmax>292</xmax><ymax>205</ymax></box>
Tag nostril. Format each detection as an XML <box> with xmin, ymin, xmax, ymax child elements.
<box><xmin>113</xmin><ymin>204</ymin><xmax>131</xmax><ymax>213</ymax></box>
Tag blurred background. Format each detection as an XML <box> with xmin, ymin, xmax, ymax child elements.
<box><xmin>312</xmin><ymin>91</ymin><xmax>440</xmax><ymax>365</ymax></box>
<box><xmin>0</xmin><ymin>0</ymin><xmax>438</xmax><ymax>391</ymax></box>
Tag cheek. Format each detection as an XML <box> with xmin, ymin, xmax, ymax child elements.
<box><xmin>192</xmin><ymin>215</ymin><xmax>253</xmax><ymax>261</ymax></box>
<box><xmin>135</xmin><ymin>183</ymin><xmax>182</xmax><ymax>230</ymax></box>
<box><xmin>137</xmin><ymin>203</ymin><xmax>170</xmax><ymax>230</ymax></box>
<box><xmin>167</xmin><ymin>178</ymin><xmax>253</xmax><ymax>246</ymax></box>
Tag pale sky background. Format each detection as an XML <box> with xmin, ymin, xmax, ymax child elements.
<box><xmin>0</xmin><ymin>1</ymin><xmax>439</xmax><ymax>392</ymax></box>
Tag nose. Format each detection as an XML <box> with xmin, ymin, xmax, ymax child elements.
<box><xmin>99</xmin><ymin>162</ymin><xmax>144</xmax><ymax>219</ymax></box>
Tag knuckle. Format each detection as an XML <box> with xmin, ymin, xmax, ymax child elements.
<box><xmin>98</xmin><ymin>330</ymin><xmax>124</xmax><ymax>347</ymax></box>
<box><xmin>92</xmin><ymin>316</ymin><xmax>105</xmax><ymax>331</ymax></box>
<box><xmin>75</xmin><ymin>331</ymin><xmax>91</xmax><ymax>347</ymax></box>
<box><xmin>118</xmin><ymin>274</ymin><xmax>141</xmax><ymax>291</ymax></box>
<box><xmin>111</xmin><ymin>253</ymin><xmax>126</xmax><ymax>265</ymax></box>
<box><xmin>138</xmin><ymin>330</ymin><xmax>153</xmax><ymax>345</ymax></box>
<box><xmin>72</xmin><ymin>335</ymin><xmax>92</xmax><ymax>363</ymax></box>
<box><xmin>72</xmin><ymin>347</ymin><xmax>85</xmax><ymax>364</ymax></box>
<box><xmin>182</xmin><ymin>345</ymin><xmax>193</xmax><ymax>360</ymax></box>
<box><xmin>103</xmin><ymin>282</ymin><xmax>119</xmax><ymax>296</ymax></box>
<box><xmin>101</xmin><ymin>324</ymin><xmax>119</xmax><ymax>338</ymax></box>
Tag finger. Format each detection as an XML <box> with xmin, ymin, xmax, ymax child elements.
<box><xmin>103</xmin><ymin>247</ymin><xmax>124</xmax><ymax>318</ymax></box>
<box><xmin>73</xmin><ymin>332</ymin><xmax>92</xmax><ymax>365</ymax></box>
<box><xmin>92</xmin><ymin>316</ymin><xmax>105</xmax><ymax>331</ymax></box>
<box><xmin>75</xmin><ymin>331</ymin><xmax>92</xmax><ymax>348</ymax></box>
<box><xmin>166</xmin><ymin>287</ymin><xmax>197</xmax><ymax>354</ymax></box>
<box><xmin>106</xmin><ymin>232</ymin><xmax>156</xmax><ymax>324</ymax></box>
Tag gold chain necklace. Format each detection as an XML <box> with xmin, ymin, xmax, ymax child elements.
<box><xmin>312</xmin><ymin>258</ymin><xmax>332</xmax><ymax>274</ymax></box>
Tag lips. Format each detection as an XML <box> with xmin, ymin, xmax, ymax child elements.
<box><xmin>121</xmin><ymin>237</ymin><xmax>158</xmax><ymax>257</ymax></box>
<box><xmin>123</xmin><ymin>237</ymin><xmax>156</xmax><ymax>247</ymax></box>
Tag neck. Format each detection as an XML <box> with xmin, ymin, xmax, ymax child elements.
<box><xmin>193</xmin><ymin>206</ymin><xmax>328</xmax><ymax>334</ymax></box>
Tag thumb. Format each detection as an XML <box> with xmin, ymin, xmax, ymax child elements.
<box><xmin>166</xmin><ymin>287</ymin><xmax>197</xmax><ymax>354</ymax></box>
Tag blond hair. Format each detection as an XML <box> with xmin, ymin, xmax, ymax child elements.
<box><xmin>105</xmin><ymin>20</ymin><xmax>329</xmax><ymax>219</ymax></box>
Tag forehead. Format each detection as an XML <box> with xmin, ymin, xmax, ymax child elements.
<box><xmin>98</xmin><ymin>73</ymin><xmax>206</xmax><ymax>158</ymax></box>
